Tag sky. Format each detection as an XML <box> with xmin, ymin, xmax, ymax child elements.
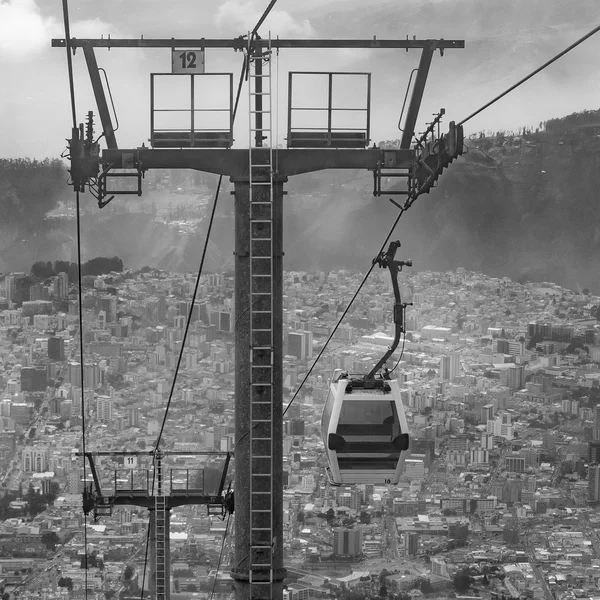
<box><xmin>0</xmin><ymin>0</ymin><xmax>599</xmax><ymax>158</ymax></box>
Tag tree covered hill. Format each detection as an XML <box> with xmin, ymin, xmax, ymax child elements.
<box><xmin>2</xmin><ymin>110</ymin><xmax>600</xmax><ymax>292</ymax></box>
<box><xmin>0</xmin><ymin>158</ymin><xmax>66</xmax><ymax>231</ymax></box>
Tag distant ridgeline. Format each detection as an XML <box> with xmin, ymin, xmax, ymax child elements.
<box><xmin>372</xmin><ymin>108</ymin><xmax>600</xmax><ymax>293</ymax></box>
<box><xmin>30</xmin><ymin>257</ymin><xmax>124</xmax><ymax>281</ymax></box>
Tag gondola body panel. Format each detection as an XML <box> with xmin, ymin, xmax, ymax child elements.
<box><xmin>321</xmin><ymin>376</ymin><xmax>409</xmax><ymax>486</ymax></box>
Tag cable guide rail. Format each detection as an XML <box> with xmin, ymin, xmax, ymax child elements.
<box><xmin>81</xmin><ymin>451</ymin><xmax>234</xmax><ymax>521</ymax></box>
<box><xmin>58</xmin><ymin>29</ymin><xmax>465</xmax><ymax>209</ymax></box>
<box><xmin>52</xmin><ymin>37</ymin><xmax>465</xmax><ymax>49</ymax></box>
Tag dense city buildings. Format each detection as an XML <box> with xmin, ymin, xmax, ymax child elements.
<box><xmin>1</xmin><ymin>265</ymin><xmax>600</xmax><ymax>598</ymax></box>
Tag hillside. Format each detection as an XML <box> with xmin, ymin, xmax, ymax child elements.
<box><xmin>2</xmin><ymin>110</ymin><xmax>600</xmax><ymax>291</ymax></box>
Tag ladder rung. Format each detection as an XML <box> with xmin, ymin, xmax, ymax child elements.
<box><xmin>249</xmin><ymin>128</ymin><xmax>272</xmax><ymax>132</ymax></box>
<box><xmin>250</xmin><ymin>110</ymin><xmax>272</xmax><ymax>114</ymax></box>
<box><xmin>250</xmin><ymin>91</ymin><xmax>271</xmax><ymax>95</ymax></box>
<box><xmin>251</xmin><ymin>438</ymin><xmax>272</xmax><ymax>442</ymax></box>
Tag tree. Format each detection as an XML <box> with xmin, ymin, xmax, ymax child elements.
<box><xmin>41</xmin><ymin>531</ymin><xmax>59</xmax><ymax>551</ymax></box>
<box><xmin>123</xmin><ymin>565</ymin><xmax>134</xmax><ymax>580</ymax></box>
<box><xmin>297</xmin><ymin>511</ymin><xmax>305</xmax><ymax>524</ymax></box>
<box><xmin>453</xmin><ymin>569</ymin><xmax>471</xmax><ymax>592</ymax></box>
<box><xmin>379</xmin><ymin>585</ymin><xmax>388</xmax><ymax>598</ymax></box>
<box><xmin>31</xmin><ymin>261</ymin><xmax>54</xmax><ymax>278</ymax></box>
<box><xmin>379</xmin><ymin>569</ymin><xmax>392</xmax><ymax>585</ymax></box>
<box><xmin>25</xmin><ymin>483</ymin><xmax>45</xmax><ymax>516</ymax></box>
<box><xmin>105</xmin><ymin>592</ymin><xmax>116</xmax><ymax>600</ymax></box>
<box><xmin>58</xmin><ymin>577</ymin><xmax>73</xmax><ymax>591</ymax></box>
<box><xmin>527</xmin><ymin>333</ymin><xmax>544</xmax><ymax>350</ymax></box>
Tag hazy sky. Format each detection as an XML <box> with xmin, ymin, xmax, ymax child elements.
<box><xmin>1</xmin><ymin>0</ymin><xmax>599</xmax><ymax>158</ymax></box>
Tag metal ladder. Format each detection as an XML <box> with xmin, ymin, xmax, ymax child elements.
<box><xmin>248</xmin><ymin>33</ymin><xmax>274</xmax><ymax>598</ymax></box>
<box><xmin>155</xmin><ymin>495</ymin><xmax>167</xmax><ymax>600</ymax></box>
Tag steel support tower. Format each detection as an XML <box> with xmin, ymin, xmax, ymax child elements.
<box><xmin>54</xmin><ymin>33</ymin><xmax>464</xmax><ymax>600</ymax></box>
<box><xmin>82</xmin><ymin>451</ymin><xmax>231</xmax><ymax>600</ymax></box>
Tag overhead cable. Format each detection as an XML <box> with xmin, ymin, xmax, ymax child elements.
<box><xmin>61</xmin><ymin>0</ymin><xmax>90</xmax><ymax>595</ymax></box>
<box><xmin>252</xmin><ymin>0</ymin><xmax>279</xmax><ymax>35</ymax></box>
<box><xmin>139</xmin><ymin>525</ymin><xmax>151</xmax><ymax>599</ymax></box>
<box><xmin>209</xmin><ymin>512</ymin><xmax>232</xmax><ymax>600</ymax></box>
<box><xmin>458</xmin><ymin>24</ymin><xmax>600</xmax><ymax>126</ymax></box>
<box><xmin>286</xmin><ymin>25</ymin><xmax>600</xmax><ymax>412</ymax></box>
<box><xmin>141</xmin><ymin>20</ymin><xmax>260</xmax><ymax>591</ymax></box>
<box><xmin>284</xmin><ymin>202</ymin><xmax>410</xmax><ymax>416</ymax></box>
<box><xmin>153</xmin><ymin>23</ymin><xmax>254</xmax><ymax>456</ymax></box>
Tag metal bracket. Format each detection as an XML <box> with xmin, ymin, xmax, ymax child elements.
<box><xmin>98</xmin><ymin>194</ymin><xmax>115</xmax><ymax>209</ymax></box>
<box><xmin>366</xmin><ymin>241</ymin><xmax>413</xmax><ymax>379</ymax></box>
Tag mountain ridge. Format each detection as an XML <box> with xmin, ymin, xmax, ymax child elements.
<box><xmin>2</xmin><ymin>110</ymin><xmax>600</xmax><ymax>293</ymax></box>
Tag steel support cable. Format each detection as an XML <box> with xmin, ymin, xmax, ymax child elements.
<box><xmin>252</xmin><ymin>0</ymin><xmax>279</xmax><ymax>35</ymax></box>
<box><xmin>285</xmin><ymin>24</ymin><xmax>600</xmax><ymax>413</ymax></box>
<box><xmin>150</xmin><ymin>2</ymin><xmax>263</xmax><ymax>458</ymax></box>
<box><xmin>209</xmin><ymin>512</ymin><xmax>232</xmax><ymax>600</ymax></box>
<box><xmin>139</xmin><ymin>522</ymin><xmax>151</xmax><ymax>599</ymax></box>
<box><xmin>141</xmin><ymin>176</ymin><xmax>222</xmax><ymax>600</ymax></box>
<box><xmin>62</xmin><ymin>0</ymin><xmax>77</xmax><ymax>129</ymax></box>
<box><xmin>389</xmin><ymin>332</ymin><xmax>407</xmax><ymax>374</ymax></box>
<box><xmin>152</xmin><ymin>45</ymin><xmax>250</xmax><ymax>458</ymax></box>
<box><xmin>458</xmin><ymin>24</ymin><xmax>600</xmax><ymax>126</ymax></box>
<box><xmin>61</xmin><ymin>0</ymin><xmax>90</xmax><ymax>595</ymax></box>
<box><xmin>140</xmin><ymin>48</ymin><xmax>252</xmax><ymax>600</ymax></box>
<box><xmin>152</xmin><ymin>186</ymin><xmax>222</xmax><ymax>455</ymax></box>
<box><xmin>283</xmin><ymin>203</ymin><xmax>409</xmax><ymax>417</ymax></box>
<box><xmin>142</xmin><ymin>4</ymin><xmax>279</xmax><ymax>589</ymax></box>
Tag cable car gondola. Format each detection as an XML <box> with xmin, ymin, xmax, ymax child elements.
<box><xmin>321</xmin><ymin>241</ymin><xmax>412</xmax><ymax>486</ymax></box>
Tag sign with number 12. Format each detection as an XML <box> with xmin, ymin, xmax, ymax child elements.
<box><xmin>172</xmin><ymin>49</ymin><xmax>205</xmax><ymax>74</ymax></box>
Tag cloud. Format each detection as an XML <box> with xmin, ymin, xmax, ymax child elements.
<box><xmin>0</xmin><ymin>0</ymin><xmax>121</xmax><ymax>61</ymax></box>
<box><xmin>215</xmin><ymin>0</ymin><xmax>315</xmax><ymax>37</ymax></box>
